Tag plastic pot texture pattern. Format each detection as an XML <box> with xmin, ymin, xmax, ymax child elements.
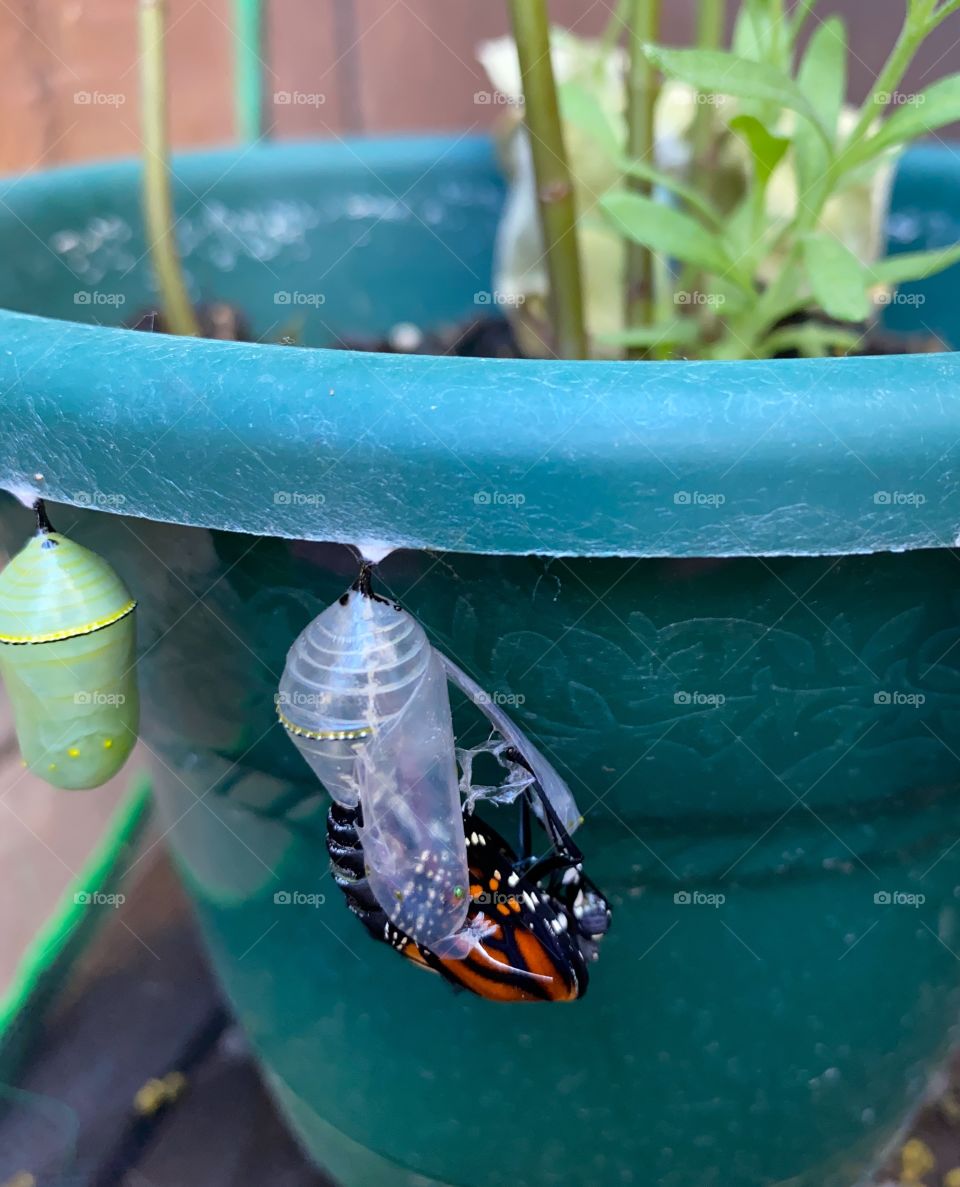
<box><xmin>1</xmin><ymin>136</ymin><xmax>960</xmax><ymax>1187</ymax></box>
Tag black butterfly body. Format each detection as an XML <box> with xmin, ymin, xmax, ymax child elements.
<box><xmin>326</xmin><ymin>769</ymin><xmax>611</xmax><ymax>1003</ymax></box>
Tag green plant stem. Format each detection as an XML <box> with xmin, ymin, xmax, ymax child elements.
<box><xmin>690</xmin><ymin>0</ymin><xmax>724</xmax><ymax>212</ymax></box>
<box><xmin>935</xmin><ymin>0</ymin><xmax>960</xmax><ymax>19</ymax></box>
<box><xmin>688</xmin><ymin>0</ymin><xmax>956</xmax><ymax>361</ymax></box>
<box><xmin>794</xmin><ymin>5</ymin><xmax>935</xmax><ymax>242</ymax></box>
<box><xmin>823</xmin><ymin>1</ymin><xmax>956</xmax><ymax>190</ymax></box>
<box><xmin>624</xmin><ymin>0</ymin><xmax>662</xmax><ymax>357</ymax></box>
<box><xmin>843</xmin><ymin>13</ymin><xmax>930</xmax><ymax>152</ymax></box>
<box><xmin>139</xmin><ymin>0</ymin><xmax>200</xmax><ymax>338</ymax></box>
<box><xmin>909</xmin><ymin>0</ymin><xmax>937</xmax><ymax>19</ymax></box>
<box><xmin>684</xmin><ymin>0</ymin><xmax>724</xmax><ymax>344</ymax></box>
<box><xmin>764</xmin><ymin>0</ymin><xmax>935</xmax><ymax>329</ymax></box>
<box><xmin>507</xmin><ymin>0</ymin><xmax>587</xmax><ymax>359</ymax></box>
<box><xmin>697</xmin><ymin>1</ymin><xmax>725</xmax><ymax>56</ymax></box>
<box><xmin>234</xmin><ymin>0</ymin><xmax>265</xmax><ymax>142</ymax></box>
<box><xmin>600</xmin><ymin>0</ymin><xmax>633</xmax><ymax>53</ymax></box>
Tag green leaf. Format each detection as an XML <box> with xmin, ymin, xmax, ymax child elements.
<box><xmin>557</xmin><ymin>80</ymin><xmax>621</xmax><ymax>158</ymax></box>
<box><xmin>720</xmin><ymin>197</ymin><xmax>760</xmax><ymax>264</ymax></box>
<box><xmin>618</xmin><ymin>157</ymin><xmax>725</xmax><ymax>227</ymax></box>
<box><xmin>643</xmin><ymin>45</ymin><xmax>833</xmax><ymax>148</ymax></box>
<box><xmin>761</xmin><ymin>323</ymin><xmax>865</xmax><ymax>358</ymax></box>
<box><xmin>599</xmin><ymin>321</ymin><xmax>702</xmax><ymax>349</ymax></box>
<box><xmin>871</xmin><ymin>241</ymin><xmax>960</xmax><ymax>286</ymax></box>
<box><xmin>731</xmin><ymin>0</ymin><xmax>791</xmax><ymax>69</ymax></box>
<box><xmin>729</xmin><ymin>114</ymin><xmax>790</xmax><ymax>184</ymax></box>
<box><xmin>731</xmin><ymin>0</ymin><xmax>771</xmax><ymax>61</ymax></box>
<box><xmin>599</xmin><ymin>189</ymin><xmax>746</xmax><ymax>285</ymax></box>
<box><xmin>863</xmin><ymin>73</ymin><xmax>960</xmax><ymax>158</ymax></box>
<box><xmin>704</xmin><ymin>273</ymin><xmax>753</xmax><ymax>316</ymax></box>
<box><xmin>799</xmin><ymin>17</ymin><xmax>847</xmax><ymax>136</ymax></box>
<box><xmin>802</xmin><ymin>232</ymin><xmax>872</xmax><ymax>322</ymax></box>
<box><xmin>788</xmin><ymin>0</ymin><xmax>822</xmax><ymax>41</ymax></box>
<box><xmin>793</xmin><ymin>17</ymin><xmax>847</xmax><ymax>200</ymax></box>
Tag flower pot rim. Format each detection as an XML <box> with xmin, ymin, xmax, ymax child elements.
<box><xmin>0</xmin><ymin>134</ymin><xmax>957</xmax><ymax>560</ymax></box>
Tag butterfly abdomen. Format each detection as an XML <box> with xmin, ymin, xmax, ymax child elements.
<box><xmin>325</xmin><ymin>800</ymin><xmax>410</xmax><ymax>947</ymax></box>
<box><xmin>324</xmin><ymin>801</ymin><xmax>595</xmax><ymax>1002</ymax></box>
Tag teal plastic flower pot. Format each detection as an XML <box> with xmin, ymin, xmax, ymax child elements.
<box><xmin>1</xmin><ymin>136</ymin><xmax>960</xmax><ymax>1187</ymax></box>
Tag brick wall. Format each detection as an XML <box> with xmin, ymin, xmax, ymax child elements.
<box><xmin>0</xmin><ymin>1</ymin><xmax>955</xmax><ymax>173</ymax></box>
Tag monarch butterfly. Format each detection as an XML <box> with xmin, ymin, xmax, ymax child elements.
<box><xmin>277</xmin><ymin>564</ymin><xmax>585</xmax><ymax>953</ymax></box>
<box><xmin>327</xmin><ymin>753</ymin><xmax>611</xmax><ymax>1002</ymax></box>
<box><xmin>0</xmin><ymin>501</ymin><xmax>139</xmax><ymax>790</ymax></box>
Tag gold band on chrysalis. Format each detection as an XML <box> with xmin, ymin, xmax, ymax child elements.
<box><xmin>0</xmin><ymin>599</ymin><xmax>137</xmax><ymax>645</ymax></box>
<box><xmin>275</xmin><ymin>705</ymin><xmax>373</xmax><ymax>741</ymax></box>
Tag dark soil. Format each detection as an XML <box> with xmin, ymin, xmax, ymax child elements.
<box><xmin>333</xmin><ymin>319</ymin><xmax>948</xmax><ymax>360</ymax></box>
<box><xmin>341</xmin><ymin>315</ymin><xmax>946</xmax><ymax>360</ymax></box>
<box><xmin>130</xmin><ymin>304</ymin><xmax>253</xmax><ymax>341</ymax></box>
<box><xmin>130</xmin><ymin>302</ymin><xmax>945</xmax><ymax>359</ymax></box>
<box><xmin>339</xmin><ymin>315</ymin><xmax>523</xmax><ymax>357</ymax></box>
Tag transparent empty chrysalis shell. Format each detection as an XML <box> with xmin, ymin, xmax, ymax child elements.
<box><xmin>439</xmin><ymin>653</ymin><xmax>582</xmax><ymax>836</ymax></box>
<box><xmin>277</xmin><ymin>588</ymin><xmax>427</xmax><ymax>806</ymax></box>
<box><xmin>354</xmin><ymin>646</ymin><xmax>470</xmax><ymax>946</ymax></box>
<box><xmin>456</xmin><ymin>738</ymin><xmax>536</xmax><ymax>811</ymax></box>
<box><xmin>278</xmin><ymin>585</ymin><xmax>469</xmax><ymax>948</ymax></box>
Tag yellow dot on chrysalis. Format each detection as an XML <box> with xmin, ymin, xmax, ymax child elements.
<box><xmin>48</xmin><ymin>763</ymin><xmax>57</xmax><ymax>771</ymax></box>
<box><xmin>20</xmin><ymin>759</ymin><xmax>27</xmax><ymax>768</ymax></box>
<box><xmin>68</xmin><ymin>747</ymin><xmax>80</xmax><ymax>758</ymax></box>
<box><xmin>103</xmin><ymin>738</ymin><xmax>113</xmax><ymax>749</ymax></box>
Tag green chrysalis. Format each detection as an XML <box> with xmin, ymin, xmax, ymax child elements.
<box><xmin>0</xmin><ymin>501</ymin><xmax>139</xmax><ymax>790</ymax></box>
